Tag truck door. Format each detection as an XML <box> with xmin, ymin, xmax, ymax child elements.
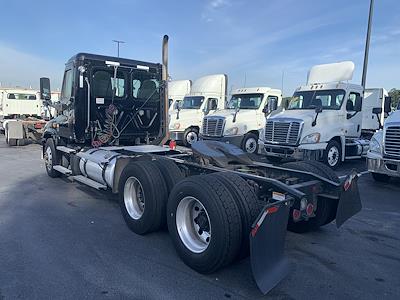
<box><xmin>343</xmin><ymin>91</ymin><xmax>363</xmax><ymax>137</ymax></box>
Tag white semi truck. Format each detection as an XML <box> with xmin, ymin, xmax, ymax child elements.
<box><xmin>367</xmin><ymin>101</ymin><xmax>400</xmax><ymax>182</ymax></box>
<box><xmin>259</xmin><ymin>61</ymin><xmax>391</xmax><ymax>169</ymax></box>
<box><xmin>200</xmin><ymin>87</ymin><xmax>282</xmax><ymax>154</ymax></box>
<box><xmin>38</xmin><ymin>36</ymin><xmax>362</xmax><ymax>295</ymax></box>
<box><xmin>168</xmin><ymin>80</ymin><xmax>191</xmax><ymax>114</ymax></box>
<box><xmin>169</xmin><ymin>74</ymin><xmax>227</xmax><ymax>146</ymax></box>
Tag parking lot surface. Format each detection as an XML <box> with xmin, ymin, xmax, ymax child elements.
<box><xmin>0</xmin><ymin>137</ymin><xmax>399</xmax><ymax>299</ymax></box>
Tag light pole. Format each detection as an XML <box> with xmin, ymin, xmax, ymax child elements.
<box><xmin>112</xmin><ymin>40</ymin><xmax>125</xmax><ymax>58</ymax></box>
<box><xmin>361</xmin><ymin>0</ymin><xmax>374</xmax><ymax>89</ymax></box>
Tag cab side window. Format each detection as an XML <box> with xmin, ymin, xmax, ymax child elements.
<box><xmin>207</xmin><ymin>98</ymin><xmax>218</xmax><ymax>110</ymax></box>
<box><xmin>61</xmin><ymin>69</ymin><xmax>73</xmax><ymax>102</ymax></box>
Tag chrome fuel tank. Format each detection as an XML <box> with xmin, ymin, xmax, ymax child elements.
<box><xmin>78</xmin><ymin>149</ymin><xmax>122</xmax><ymax>188</ymax></box>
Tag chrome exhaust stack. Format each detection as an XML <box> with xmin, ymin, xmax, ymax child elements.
<box><xmin>160</xmin><ymin>35</ymin><xmax>170</xmax><ymax>145</ymax></box>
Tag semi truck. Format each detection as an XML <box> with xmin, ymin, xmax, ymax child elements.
<box><xmin>1</xmin><ymin>87</ymin><xmax>47</xmax><ymax>145</ymax></box>
<box><xmin>40</xmin><ymin>36</ymin><xmax>362</xmax><ymax>294</ymax></box>
<box><xmin>200</xmin><ymin>87</ymin><xmax>282</xmax><ymax>154</ymax></box>
<box><xmin>168</xmin><ymin>80</ymin><xmax>191</xmax><ymax>114</ymax></box>
<box><xmin>259</xmin><ymin>61</ymin><xmax>391</xmax><ymax>169</ymax></box>
<box><xmin>169</xmin><ymin>74</ymin><xmax>227</xmax><ymax>146</ymax></box>
<box><xmin>367</xmin><ymin>101</ymin><xmax>400</xmax><ymax>182</ymax></box>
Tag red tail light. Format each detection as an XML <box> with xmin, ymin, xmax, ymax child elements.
<box><xmin>169</xmin><ymin>140</ymin><xmax>176</xmax><ymax>150</ymax></box>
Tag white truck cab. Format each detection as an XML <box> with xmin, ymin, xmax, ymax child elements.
<box><xmin>367</xmin><ymin>102</ymin><xmax>400</xmax><ymax>182</ymax></box>
<box><xmin>200</xmin><ymin>87</ymin><xmax>282</xmax><ymax>154</ymax></box>
<box><xmin>169</xmin><ymin>74</ymin><xmax>227</xmax><ymax>146</ymax></box>
<box><xmin>168</xmin><ymin>80</ymin><xmax>191</xmax><ymax>114</ymax></box>
<box><xmin>259</xmin><ymin>61</ymin><xmax>390</xmax><ymax>169</ymax></box>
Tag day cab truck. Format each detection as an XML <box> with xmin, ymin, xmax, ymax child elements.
<box><xmin>169</xmin><ymin>74</ymin><xmax>227</xmax><ymax>146</ymax></box>
<box><xmin>367</xmin><ymin>101</ymin><xmax>400</xmax><ymax>182</ymax></box>
<box><xmin>40</xmin><ymin>36</ymin><xmax>362</xmax><ymax>294</ymax></box>
<box><xmin>0</xmin><ymin>87</ymin><xmax>47</xmax><ymax>145</ymax></box>
<box><xmin>168</xmin><ymin>80</ymin><xmax>191</xmax><ymax>115</ymax></box>
<box><xmin>259</xmin><ymin>61</ymin><xmax>391</xmax><ymax>169</ymax></box>
<box><xmin>200</xmin><ymin>87</ymin><xmax>282</xmax><ymax>154</ymax></box>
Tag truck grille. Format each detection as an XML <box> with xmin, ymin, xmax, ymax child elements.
<box><xmin>265</xmin><ymin>120</ymin><xmax>301</xmax><ymax>145</ymax></box>
<box><xmin>202</xmin><ymin>117</ymin><xmax>225</xmax><ymax>137</ymax></box>
<box><xmin>384</xmin><ymin>125</ymin><xmax>400</xmax><ymax>157</ymax></box>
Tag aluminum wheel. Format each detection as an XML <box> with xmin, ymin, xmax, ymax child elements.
<box><xmin>244</xmin><ymin>137</ymin><xmax>257</xmax><ymax>153</ymax></box>
<box><xmin>44</xmin><ymin>146</ymin><xmax>53</xmax><ymax>171</ymax></box>
<box><xmin>186</xmin><ymin>131</ymin><xmax>198</xmax><ymax>145</ymax></box>
<box><xmin>124</xmin><ymin>177</ymin><xmax>145</xmax><ymax>220</ymax></box>
<box><xmin>176</xmin><ymin>196</ymin><xmax>211</xmax><ymax>253</ymax></box>
<box><xmin>327</xmin><ymin>146</ymin><xmax>340</xmax><ymax>167</ymax></box>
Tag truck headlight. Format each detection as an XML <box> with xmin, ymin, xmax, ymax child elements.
<box><xmin>369</xmin><ymin>137</ymin><xmax>382</xmax><ymax>153</ymax></box>
<box><xmin>224</xmin><ymin>126</ymin><xmax>239</xmax><ymax>136</ymax></box>
<box><xmin>301</xmin><ymin>132</ymin><xmax>320</xmax><ymax>144</ymax></box>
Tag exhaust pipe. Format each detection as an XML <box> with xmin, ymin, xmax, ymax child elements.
<box><xmin>160</xmin><ymin>35</ymin><xmax>170</xmax><ymax>145</ymax></box>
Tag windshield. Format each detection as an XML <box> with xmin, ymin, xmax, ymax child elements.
<box><xmin>7</xmin><ymin>93</ymin><xmax>37</xmax><ymax>100</ymax></box>
<box><xmin>288</xmin><ymin>89</ymin><xmax>345</xmax><ymax>110</ymax></box>
<box><xmin>227</xmin><ymin>93</ymin><xmax>264</xmax><ymax>109</ymax></box>
<box><xmin>181</xmin><ymin>96</ymin><xmax>204</xmax><ymax>109</ymax></box>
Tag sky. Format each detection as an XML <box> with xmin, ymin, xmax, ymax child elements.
<box><xmin>0</xmin><ymin>0</ymin><xmax>399</xmax><ymax>96</ymax></box>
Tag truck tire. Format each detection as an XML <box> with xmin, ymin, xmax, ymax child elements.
<box><xmin>152</xmin><ymin>157</ymin><xmax>185</xmax><ymax>194</ymax></box>
<box><xmin>210</xmin><ymin>172</ymin><xmax>260</xmax><ymax>259</ymax></box>
<box><xmin>323</xmin><ymin>140</ymin><xmax>342</xmax><ymax>169</ymax></box>
<box><xmin>281</xmin><ymin>161</ymin><xmax>334</xmax><ymax>233</ymax></box>
<box><xmin>241</xmin><ymin>133</ymin><xmax>259</xmax><ymax>154</ymax></box>
<box><xmin>44</xmin><ymin>138</ymin><xmax>61</xmax><ymax>178</ymax></box>
<box><xmin>167</xmin><ymin>175</ymin><xmax>242</xmax><ymax>274</ymax></box>
<box><xmin>119</xmin><ymin>160</ymin><xmax>168</xmax><ymax>234</ymax></box>
<box><xmin>183</xmin><ymin>127</ymin><xmax>199</xmax><ymax>147</ymax></box>
<box><xmin>371</xmin><ymin>172</ymin><xmax>391</xmax><ymax>183</ymax></box>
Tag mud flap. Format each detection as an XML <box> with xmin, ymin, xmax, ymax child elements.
<box><xmin>249</xmin><ymin>203</ymin><xmax>291</xmax><ymax>294</ymax></box>
<box><xmin>336</xmin><ymin>172</ymin><xmax>362</xmax><ymax>228</ymax></box>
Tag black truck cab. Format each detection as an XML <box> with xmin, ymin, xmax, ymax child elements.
<box><xmin>42</xmin><ymin>53</ymin><xmax>165</xmax><ymax>147</ymax></box>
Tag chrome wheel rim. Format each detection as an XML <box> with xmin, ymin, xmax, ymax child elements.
<box><xmin>176</xmin><ymin>196</ymin><xmax>211</xmax><ymax>253</ymax></box>
<box><xmin>44</xmin><ymin>146</ymin><xmax>53</xmax><ymax>171</ymax></box>
<box><xmin>186</xmin><ymin>131</ymin><xmax>198</xmax><ymax>145</ymax></box>
<box><xmin>245</xmin><ymin>137</ymin><xmax>257</xmax><ymax>153</ymax></box>
<box><xmin>327</xmin><ymin>146</ymin><xmax>339</xmax><ymax>166</ymax></box>
<box><xmin>124</xmin><ymin>177</ymin><xmax>145</xmax><ymax>220</ymax></box>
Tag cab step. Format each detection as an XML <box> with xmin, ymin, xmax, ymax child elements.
<box><xmin>53</xmin><ymin>165</ymin><xmax>72</xmax><ymax>175</ymax></box>
<box><xmin>56</xmin><ymin>146</ymin><xmax>76</xmax><ymax>154</ymax></box>
<box><xmin>70</xmin><ymin>175</ymin><xmax>107</xmax><ymax>190</ymax></box>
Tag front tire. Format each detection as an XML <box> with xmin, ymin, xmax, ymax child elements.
<box><xmin>323</xmin><ymin>140</ymin><xmax>342</xmax><ymax>169</ymax></box>
<box><xmin>241</xmin><ymin>133</ymin><xmax>259</xmax><ymax>154</ymax></box>
<box><xmin>44</xmin><ymin>138</ymin><xmax>61</xmax><ymax>178</ymax></box>
<box><xmin>183</xmin><ymin>127</ymin><xmax>199</xmax><ymax>147</ymax></box>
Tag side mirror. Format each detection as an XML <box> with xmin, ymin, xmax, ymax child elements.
<box><xmin>262</xmin><ymin>106</ymin><xmax>268</xmax><ymax>114</ymax></box>
<box><xmin>354</xmin><ymin>97</ymin><xmax>362</xmax><ymax>112</ymax></box>
<box><xmin>372</xmin><ymin>107</ymin><xmax>382</xmax><ymax>114</ymax></box>
<box><xmin>268</xmin><ymin>98</ymin><xmax>278</xmax><ymax>112</ymax></box>
<box><xmin>40</xmin><ymin>77</ymin><xmax>51</xmax><ymax>101</ymax></box>
<box><xmin>315</xmin><ymin>106</ymin><xmax>323</xmax><ymax>113</ymax></box>
<box><xmin>384</xmin><ymin>96</ymin><xmax>392</xmax><ymax>113</ymax></box>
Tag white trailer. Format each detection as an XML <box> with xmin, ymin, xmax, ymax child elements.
<box><xmin>200</xmin><ymin>87</ymin><xmax>282</xmax><ymax>154</ymax></box>
<box><xmin>169</xmin><ymin>74</ymin><xmax>227</xmax><ymax>146</ymax></box>
<box><xmin>259</xmin><ymin>61</ymin><xmax>391</xmax><ymax>168</ymax></box>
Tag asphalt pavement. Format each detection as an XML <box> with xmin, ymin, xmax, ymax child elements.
<box><xmin>0</xmin><ymin>137</ymin><xmax>399</xmax><ymax>300</ymax></box>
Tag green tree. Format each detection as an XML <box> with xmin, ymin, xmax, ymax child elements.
<box><xmin>388</xmin><ymin>88</ymin><xmax>400</xmax><ymax>109</ymax></box>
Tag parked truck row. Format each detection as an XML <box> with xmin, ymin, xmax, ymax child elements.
<box><xmin>34</xmin><ymin>36</ymin><xmax>364</xmax><ymax>294</ymax></box>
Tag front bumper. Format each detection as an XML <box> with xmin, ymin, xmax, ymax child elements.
<box><xmin>259</xmin><ymin>142</ymin><xmax>327</xmax><ymax>160</ymax></box>
<box><xmin>200</xmin><ymin>134</ymin><xmax>244</xmax><ymax>148</ymax></box>
<box><xmin>169</xmin><ymin>131</ymin><xmax>185</xmax><ymax>142</ymax></box>
<box><xmin>367</xmin><ymin>152</ymin><xmax>400</xmax><ymax>178</ymax></box>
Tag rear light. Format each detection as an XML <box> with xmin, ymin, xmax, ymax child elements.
<box><xmin>292</xmin><ymin>209</ymin><xmax>301</xmax><ymax>221</ymax></box>
<box><xmin>169</xmin><ymin>140</ymin><xmax>176</xmax><ymax>150</ymax></box>
<box><xmin>306</xmin><ymin>203</ymin><xmax>314</xmax><ymax>216</ymax></box>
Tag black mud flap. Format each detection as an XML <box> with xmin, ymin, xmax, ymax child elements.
<box><xmin>249</xmin><ymin>203</ymin><xmax>291</xmax><ymax>294</ymax></box>
<box><xmin>336</xmin><ymin>171</ymin><xmax>362</xmax><ymax>228</ymax></box>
